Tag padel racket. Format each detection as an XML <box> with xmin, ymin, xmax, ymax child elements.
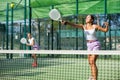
<box><xmin>20</xmin><ymin>38</ymin><xmax>27</xmax><ymax>44</ymax></box>
<box><xmin>49</xmin><ymin>9</ymin><xmax>62</xmax><ymax>21</ymax></box>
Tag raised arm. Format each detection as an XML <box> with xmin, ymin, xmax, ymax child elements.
<box><xmin>61</xmin><ymin>21</ymin><xmax>84</xmax><ymax>29</ymax></box>
<box><xmin>95</xmin><ymin>22</ymin><xmax>109</xmax><ymax>32</ymax></box>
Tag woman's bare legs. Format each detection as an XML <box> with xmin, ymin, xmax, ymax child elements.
<box><xmin>32</xmin><ymin>53</ymin><xmax>37</xmax><ymax>67</ymax></box>
<box><xmin>88</xmin><ymin>55</ymin><xmax>98</xmax><ymax>80</ymax></box>
<box><xmin>32</xmin><ymin>54</ymin><xmax>37</xmax><ymax>63</ymax></box>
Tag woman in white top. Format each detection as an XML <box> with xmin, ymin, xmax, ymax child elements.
<box><xmin>26</xmin><ymin>33</ymin><xmax>40</xmax><ymax>67</ymax></box>
<box><xmin>61</xmin><ymin>15</ymin><xmax>108</xmax><ymax>80</ymax></box>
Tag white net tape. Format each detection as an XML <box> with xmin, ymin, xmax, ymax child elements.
<box><xmin>0</xmin><ymin>50</ymin><xmax>120</xmax><ymax>55</ymax></box>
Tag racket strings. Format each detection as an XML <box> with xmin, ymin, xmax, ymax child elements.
<box><xmin>20</xmin><ymin>38</ymin><xmax>27</xmax><ymax>44</ymax></box>
<box><xmin>49</xmin><ymin>9</ymin><xmax>61</xmax><ymax>21</ymax></box>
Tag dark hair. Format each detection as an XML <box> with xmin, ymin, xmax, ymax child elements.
<box><xmin>27</xmin><ymin>33</ymin><xmax>31</xmax><ymax>35</ymax></box>
<box><xmin>27</xmin><ymin>33</ymin><xmax>32</xmax><ymax>36</ymax></box>
<box><xmin>90</xmin><ymin>15</ymin><xmax>94</xmax><ymax>21</ymax></box>
<box><xmin>89</xmin><ymin>15</ymin><xmax>95</xmax><ymax>24</ymax></box>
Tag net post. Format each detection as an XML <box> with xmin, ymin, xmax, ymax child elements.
<box><xmin>6</xmin><ymin>3</ymin><xmax>9</xmax><ymax>59</ymax></box>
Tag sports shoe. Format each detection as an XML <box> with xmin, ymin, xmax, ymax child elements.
<box><xmin>32</xmin><ymin>62</ymin><xmax>38</xmax><ymax>67</ymax></box>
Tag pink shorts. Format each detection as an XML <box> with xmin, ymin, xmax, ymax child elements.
<box><xmin>32</xmin><ymin>45</ymin><xmax>40</xmax><ymax>50</ymax></box>
<box><xmin>87</xmin><ymin>40</ymin><xmax>101</xmax><ymax>51</ymax></box>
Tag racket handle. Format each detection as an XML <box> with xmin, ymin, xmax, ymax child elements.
<box><xmin>59</xmin><ymin>19</ymin><xmax>62</xmax><ymax>22</ymax></box>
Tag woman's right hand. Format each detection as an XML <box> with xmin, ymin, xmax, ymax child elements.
<box><xmin>61</xmin><ymin>21</ymin><xmax>67</xmax><ymax>25</ymax></box>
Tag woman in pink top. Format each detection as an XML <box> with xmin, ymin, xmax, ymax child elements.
<box><xmin>61</xmin><ymin>15</ymin><xmax>108</xmax><ymax>80</ymax></box>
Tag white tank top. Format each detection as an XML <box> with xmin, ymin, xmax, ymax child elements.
<box><xmin>84</xmin><ymin>25</ymin><xmax>97</xmax><ymax>40</ymax></box>
<box><xmin>28</xmin><ymin>37</ymin><xmax>36</xmax><ymax>45</ymax></box>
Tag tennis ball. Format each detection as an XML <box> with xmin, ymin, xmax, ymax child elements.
<box><xmin>10</xmin><ymin>3</ymin><xmax>14</xmax><ymax>8</ymax></box>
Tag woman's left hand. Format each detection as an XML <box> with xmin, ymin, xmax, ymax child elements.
<box><xmin>104</xmin><ymin>22</ymin><xmax>109</xmax><ymax>27</ymax></box>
